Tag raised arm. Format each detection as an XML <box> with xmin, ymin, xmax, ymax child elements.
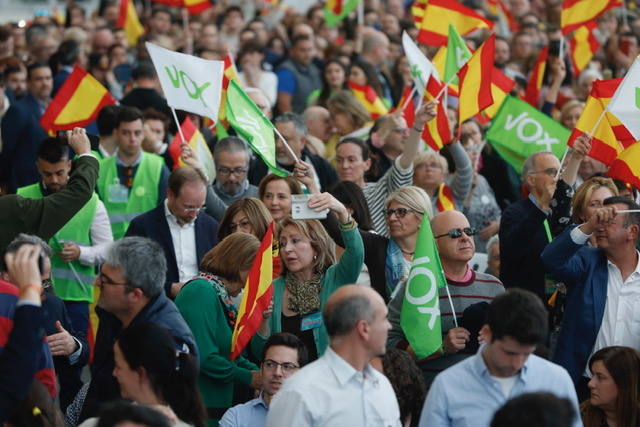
<box><xmin>398</xmin><ymin>100</ymin><xmax>437</xmax><ymax>170</ymax></box>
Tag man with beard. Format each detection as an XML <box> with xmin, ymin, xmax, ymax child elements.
<box><xmin>220</xmin><ymin>333</ymin><xmax>308</xmax><ymax>427</ymax></box>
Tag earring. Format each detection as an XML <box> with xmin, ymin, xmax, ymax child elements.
<box><xmin>313</xmin><ymin>255</ymin><xmax>317</xmax><ymax>261</ymax></box>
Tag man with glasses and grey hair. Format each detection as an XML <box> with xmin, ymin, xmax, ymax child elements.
<box><xmin>499</xmin><ymin>150</ymin><xmax>566</xmax><ymax>301</ymax></box>
<box><xmin>126</xmin><ymin>166</ymin><xmax>218</xmax><ymax>298</ymax></box>
<box><xmin>78</xmin><ymin>236</ymin><xmax>198</xmax><ymax>423</ymax></box>
<box><xmin>387</xmin><ymin>210</ymin><xmax>504</xmax><ymax>389</ymax></box>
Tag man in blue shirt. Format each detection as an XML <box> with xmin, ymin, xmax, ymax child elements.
<box><xmin>220</xmin><ymin>333</ymin><xmax>308</xmax><ymax>427</ymax></box>
<box><xmin>419</xmin><ymin>289</ymin><xmax>580</xmax><ymax>427</ymax></box>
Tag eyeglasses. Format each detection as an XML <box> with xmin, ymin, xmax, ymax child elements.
<box><xmin>392</xmin><ymin>128</ymin><xmax>410</xmax><ymax>136</ymax></box>
<box><xmin>385</xmin><ymin>208</ymin><xmax>421</xmax><ymax>218</ymax></box>
<box><xmin>529</xmin><ymin>168</ymin><xmax>559</xmax><ymax>177</ymax></box>
<box><xmin>181</xmin><ymin>206</ymin><xmax>204</xmax><ymax>213</ymax></box>
<box><xmin>97</xmin><ymin>267</ymin><xmax>128</xmax><ymax>287</ymax></box>
<box><xmin>216</xmin><ymin>166</ymin><xmax>248</xmax><ymax>176</ymax></box>
<box><xmin>263</xmin><ymin>359</ymin><xmax>299</xmax><ymax>374</ymax></box>
<box><xmin>229</xmin><ymin>219</ymin><xmax>251</xmax><ymax>231</ymax></box>
<box><xmin>435</xmin><ymin>227</ymin><xmax>477</xmax><ymax>239</ymax></box>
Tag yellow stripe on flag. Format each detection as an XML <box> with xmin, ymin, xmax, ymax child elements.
<box><xmin>55</xmin><ymin>77</ymin><xmax>105</xmax><ymax>124</ymax></box>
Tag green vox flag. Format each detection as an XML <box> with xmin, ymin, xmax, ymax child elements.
<box><xmin>325</xmin><ymin>0</ymin><xmax>361</xmax><ymax>28</ymax></box>
<box><xmin>400</xmin><ymin>213</ymin><xmax>447</xmax><ymax>359</ymax></box>
<box><xmin>486</xmin><ymin>95</ymin><xmax>570</xmax><ymax>174</ymax></box>
<box><xmin>225</xmin><ymin>80</ymin><xmax>287</xmax><ymax>177</ymax></box>
<box><xmin>444</xmin><ymin>25</ymin><xmax>472</xmax><ymax>85</ymax></box>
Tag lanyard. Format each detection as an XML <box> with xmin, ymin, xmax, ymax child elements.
<box><xmin>543</xmin><ymin>219</ymin><xmax>552</xmax><ymax>243</ymax></box>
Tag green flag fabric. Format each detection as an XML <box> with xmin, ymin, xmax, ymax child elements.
<box><xmin>324</xmin><ymin>0</ymin><xmax>361</xmax><ymax>28</ymax></box>
<box><xmin>225</xmin><ymin>80</ymin><xmax>287</xmax><ymax>177</ymax></box>
<box><xmin>444</xmin><ymin>25</ymin><xmax>471</xmax><ymax>85</ymax></box>
<box><xmin>486</xmin><ymin>95</ymin><xmax>570</xmax><ymax>174</ymax></box>
<box><xmin>400</xmin><ymin>213</ymin><xmax>447</xmax><ymax>359</ymax></box>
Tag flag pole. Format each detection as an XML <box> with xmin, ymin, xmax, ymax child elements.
<box><xmin>171</xmin><ymin>107</ymin><xmax>187</xmax><ymax>144</ymax></box>
<box><xmin>558</xmin><ymin>36</ymin><xmax>564</xmax><ymax>62</ymax></box>
<box><xmin>401</xmin><ymin>86</ymin><xmax>418</xmax><ymax>111</ymax></box>
<box><xmin>554</xmin><ymin>147</ymin><xmax>569</xmax><ymax>180</ymax></box>
<box><xmin>617</xmin><ymin>209</ymin><xmax>640</xmax><ymax>213</ymax></box>
<box><xmin>435</xmin><ymin>73</ymin><xmax>459</xmax><ymax>101</ymax></box>
<box><xmin>622</xmin><ymin>0</ymin><xmax>629</xmax><ymax>29</ymax></box>
<box><xmin>357</xmin><ymin>0</ymin><xmax>364</xmax><ymax>26</ymax></box>
<box><xmin>273</xmin><ymin>127</ymin><xmax>301</xmax><ymax>163</ymax></box>
<box><xmin>444</xmin><ymin>284</ymin><xmax>458</xmax><ymax>328</ymax></box>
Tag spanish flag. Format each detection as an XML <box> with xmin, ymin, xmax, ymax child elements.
<box><xmin>392</xmin><ymin>85</ymin><xmax>416</xmax><ymax>127</ymax></box>
<box><xmin>167</xmin><ymin>116</ymin><xmax>216</xmax><ymax>180</ymax></box>
<box><xmin>561</xmin><ymin>0</ymin><xmax>620</xmax><ymax>35</ymax></box>
<box><xmin>607</xmin><ymin>143</ymin><xmax>640</xmax><ymax>190</ymax></box>
<box><xmin>231</xmin><ymin>222</ymin><xmax>275</xmax><ymax>360</ymax></box>
<box><xmin>183</xmin><ymin>0</ymin><xmax>212</xmax><ymax>15</ymax></box>
<box><xmin>117</xmin><ymin>0</ymin><xmax>144</xmax><ymax>46</ymax></box>
<box><xmin>524</xmin><ymin>46</ymin><xmax>548</xmax><ymax>107</ymax></box>
<box><xmin>568</xmin><ymin>78</ymin><xmax>636</xmax><ymax>165</ymax></box>
<box><xmin>436</xmin><ymin>183</ymin><xmax>455</xmax><ymax>212</ymax></box>
<box><xmin>210</xmin><ymin>54</ymin><xmax>240</xmax><ymax>136</ymax></box>
<box><xmin>412</xmin><ymin>0</ymin><xmax>494</xmax><ymax>46</ymax></box>
<box><xmin>40</xmin><ymin>66</ymin><xmax>116</xmax><ymax>132</ymax></box>
<box><xmin>151</xmin><ymin>0</ymin><xmax>182</xmax><ymax>6</ymax></box>
<box><xmin>569</xmin><ymin>21</ymin><xmax>601</xmax><ymax>75</ymax></box>
<box><xmin>457</xmin><ymin>34</ymin><xmax>495</xmax><ymax>124</ymax></box>
<box><xmin>477</xmin><ymin>67</ymin><xmax>516</xmax><ymax>123</ymax></box>
<box><xmin>486</xmin><ymin>0</ymin><xmax>519</xmax><ymax>32</ymax></box>
<box><xmin>349</xmin><ymin>80</ymin><xmax>389</xmax><ymax>120</ymax></box>
<box><xmin>422</xmin><ymin>76</ymin><xmax>452</xmax><ymax>151</ymax></box>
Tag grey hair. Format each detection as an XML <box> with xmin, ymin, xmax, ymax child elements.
<box><xmin>486</xmin><ymin>234</ymin><xmax>500</xmax><ymax>254</ymax></box>
<box><xmin>0</xmin><ymin>234</ymin><xmax>52</xmax><ymax>272</ymax></box>
<box><xmin>324</xmin><ymin>294</ymin><xmax>376</xmax><ymax>337</ymax></box>
<box><xmin>105</xmin><ymin>237</ymin><xmax>166</xmax><ymax>298</ymax></box>
<box><xmin>522</xmin><ymin>151</ymin><xmax>553</xmax><ymax>177</ymax></box>
<box><xmin>275</xmin><ymin>112</ymin><xmax>307</xmax><ymax>136</ymax></box>
<box><xmin>213</xmin><ymin>136</ymin><xmax>251</xmax><ymax>164</ymax></box>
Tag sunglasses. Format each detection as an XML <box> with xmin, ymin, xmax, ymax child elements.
<box><xmin>385</xmin><ymin>208</ymin><xmax>421</xmax><ymax>218</ymax></box>
<box><xmin>435</xmin><ymin>227</ymin><xmax>477</xmax><ymax>239</ymax></box>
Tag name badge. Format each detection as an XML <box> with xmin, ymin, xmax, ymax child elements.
<box><xmin>108</xmin><ymin>183</ymin><xmax>129</xmax><ymax>203</ymax></box>
<box><xmin>300</xmin><ymin>312</ymin><xmax>323</xmax><ymax>331</ymax></box>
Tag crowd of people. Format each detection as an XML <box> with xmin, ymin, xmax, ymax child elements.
<box><xmin>1</xmin><ymin>0</ymin><xmax>640</xmax><ymax>426</ymax></box>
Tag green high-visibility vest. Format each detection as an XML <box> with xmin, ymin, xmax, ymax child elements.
<box><xmin>97</xmin><ymin>152</ymin><xmax>163</xmax><ymax>240</ymax></box>
<box><xmin>17</xmin><ymin>183</ymin><xmax>98</xmax><ymax>302</ymax></box>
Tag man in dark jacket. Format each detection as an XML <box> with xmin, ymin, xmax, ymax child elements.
<box><xmin>78</xmin><ymin>237</ymin><xmax>197</xmax><ymax>423</ymax></box>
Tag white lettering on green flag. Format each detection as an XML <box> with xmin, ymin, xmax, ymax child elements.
<box><xmin>225</xmin><ymin>80</ymin><xmax>287</xmax><ymax>177</ymax></box>
<box><xmin>400</xmin><ymin>213</ymin><xmax>447</xmax><ymax>359</ymax></box>
<box><xmin>486</xmin><ymin>95</ymin><xmax>569</xmax><ymax>174</ymax></box>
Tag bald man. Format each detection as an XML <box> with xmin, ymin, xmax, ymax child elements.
<box><xmin>302</xmin><ymin>106</ymin><xmax>331</xmax><ymax>157</ymax></box>
<box><xmin>267</xmin><ymin>286</ymin><xmax>401</xmax><ymax>426</ymax></box>
<box><xmin>387</xmin><ymin>210</ymin><xmax>504</xmax><ymax>388</ymax></box>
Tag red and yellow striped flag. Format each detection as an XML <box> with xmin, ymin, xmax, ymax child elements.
<box><xmin>607</xmin><ymin>143</ymin><xmax>640</xmax><ymax>190</ymax></box>
<box><xmin>183</xmin><ymin>0</ymin><xmax>212</xmax><ymax>15</ymax></box>
<box><xmin>568</xmin><ymin>78</ymin><xmax>636</xmax><ymax>165</ymax></box>
<box><xmin>524</xmin><ymin>46</ymin><xmax>548</xmax><ymax>107</ymax></box>
<box><xmin>569</xmin><ymin>21</ymin><xmax>600</xmax><ymax>75</ymax></box>
<box><xmin>457</xmin><ymin>34</ymin><xmax>495</xmax><ymax>124</ymax></box>
<box><xmin>392</xmin><ymin>85</ymin><xmax>416</xmax><ymax>127</ymax></box>
<box><xmin>40</xmin><ymin>66</ymin><xmax>116</xmax><ymax>132</ymax></box>
<box><xmin>411</xmin><ymin>0</ymin><xmax>494</xmax><ymax>46</ymax></box>
<box><xmin>436</xmin><ymin>183</ymin><xmax>455</xmax><ymax>212</ymax></box>
<box><xmin>422</xmin><ymin>76</ymin><xmax>452</xmax><ymax>151</ymax></box>
<box><xmin>349</xmin><ymin>80</ymin><xmax>389</xmax><ymax>120</ymax></box>
<box><xmin>561</xmin><ymin>0</ymin><xmax>620</xmax><ymax>35</ymax></box>
<box><xmin>231</xmin><ymin>222</ymin><xmax>275</xmax><ymax>360</ymax></box>
<box><xmin>487</xmin><ymin>0</ymin><xmax>519</xmax><ymax>32</ymax></box>
<box><xmin>477</xmin><ymin>67</ymin><xmax>516</xmax><ymax>123</ymax></box>
<box><xmin>168</xmin><ymin>116</ymin><xmax>216</xmax><ymax>179</ymax></box>
<box><xmin>117</xmin><ymin>0</ymin><xmax>144</xmax><ymax>46</ymax></box>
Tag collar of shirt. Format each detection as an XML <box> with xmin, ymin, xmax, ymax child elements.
<box><xmin>164</xmin><ymin>199</ymin><xmax>196</xmax><ymax>229</ymax></box>
<box><xmin>324</xmin><ymin>347</ymin><xmax>379</xmax><ymax>388</ymax></box>
<box><xmin>115</xmin><ymin>150</ymin><xmax>142</xmax><ymax>167</ymax></box>
<box><xmin>606</xmin><ymin>250</ymin><xmax>640</xmax><ymax>279</ymax></box>
<box><xmin>214</xmin><ymin>178</ymin><xmax>249</xmax><ymax>199</ymax></box>
<box><xmin>527</xmin><ymin>193</ymin><xmax>550</xmax><ymax>215</ymax></box>
<box><xmin>471</xmin><ymin>344</ymin><xmax>530</xmax><ymax>383</ymax></box>
<box><xmin>252</xmin><ymin>392</ymin><xmax>269</xmax><ymax>409</ymax></box>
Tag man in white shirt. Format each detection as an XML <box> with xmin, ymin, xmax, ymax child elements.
<box><xmin>542</xmin><ymin>196</ymin><xmax>640</xmax><ymax>399</ymax></box>
<box><xmin>266</xmin><ymin>285</ymin><xmax>401</xmax><ymax>427</ymax></box>
<box><xmin>125</xmin><ymin>167</ymin><xmax>219</xmax><ymax>298</ymax></box>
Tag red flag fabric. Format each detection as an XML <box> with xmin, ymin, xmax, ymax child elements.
<box><xmin>457</xmin><ymin>34</ymin><xmax>495</xmax><ymax>123</ymax></box>
<box><xmin>422</xmin><ymin>77</ymin><xmax>452</xmax><ymax>151</ymax></box>
<box><xmin>524</xmin><ymin>46</ymin><xmax>548</xmax><ymax>107</ymax></box>
<box><xmin>607</xmin><ymin>143</ymin><xmax>640</xmax><ymax>190</ymax></box>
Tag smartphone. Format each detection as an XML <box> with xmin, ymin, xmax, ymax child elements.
<box><xmin>56</xmin><ymin>130</ymin><xmax>101</xmax><ymax>150</ymax></box>
<box><xmin>291</xmin><ymin>194</ymin><xmax>328</xmax><ymax>220</ymax></box>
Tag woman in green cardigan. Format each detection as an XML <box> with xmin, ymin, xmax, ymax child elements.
<box><xmin>175</xmin><ymin>232</ymin><xmax>270</xmax><ymax>427</ymax></box>
<box><xmin>259</xmin><ymin>192</ymin><xmax>364</xmax><ymax>361</ymax></box>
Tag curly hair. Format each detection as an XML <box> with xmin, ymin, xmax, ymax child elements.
<box><xmin>382</xmin><ymin>348</ymin><xmax>426</xmax><ymax>424</ymax></box>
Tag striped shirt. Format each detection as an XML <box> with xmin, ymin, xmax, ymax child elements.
<box><xmin>363</xmin><ymin>157</ymin><xmax>414</xmax><ymax>236</ymax></box>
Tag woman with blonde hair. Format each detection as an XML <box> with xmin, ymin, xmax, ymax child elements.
<box><xmin>257</xmin><ymin>193</ymin><xmax>364</xmax><ymax>361</ymax></box>
<box><xmin>175</xmin><ymin>233</ymin><xmax>269</xmax><ymax>426</ymax></box>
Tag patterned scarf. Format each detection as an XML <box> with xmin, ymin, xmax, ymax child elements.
<box><xmin>198</xmin><ymin>271</ymin><xmax>237</xmax><ymax>329</ymax></box>
<box><xmin>285</xmin><ymin>272</ymin><xmax>322</xmax><ymax>315</ymax></box>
